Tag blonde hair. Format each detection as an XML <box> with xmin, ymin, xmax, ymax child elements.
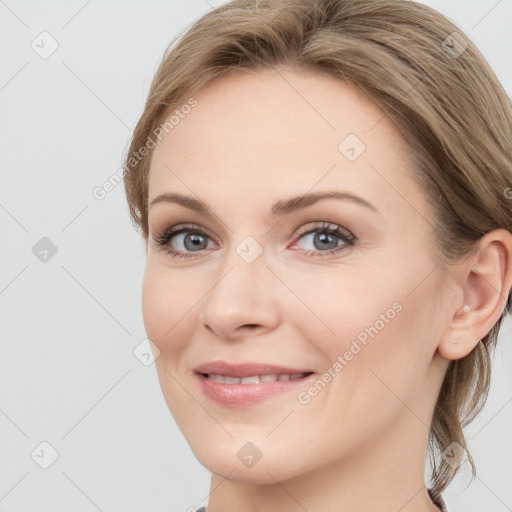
<box><xmin>123</xmin><ymin>0</ymin><xmax>512</xmax><ymax>494</ymax></box>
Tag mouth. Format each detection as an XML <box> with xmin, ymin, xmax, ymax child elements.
<box><xmin>193</xmin><ymin>361</ymin><xmax>316</xmax><ymax>407</ymax></box>
<box><xmin>199</xmin><ymin>371</ymin><xmax>313</xmax><ymax>384</ymax></box>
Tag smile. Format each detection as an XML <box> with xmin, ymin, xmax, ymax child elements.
<box><xmin>203</xmin><ymin>372</ymin><xmax>312</xmax><ymax>384</ymax></box>
<box><xmin>195</xmin><ymin>370</ymin><xmax>315</xmax><ymax>407</ymax></box>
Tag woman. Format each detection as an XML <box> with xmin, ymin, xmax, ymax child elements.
<box><xmin>122</xmin><ymin>1</ymin><xmax>512</xmax><ymax>510</ymax></box>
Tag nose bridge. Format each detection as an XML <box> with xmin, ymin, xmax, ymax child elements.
<box><xmin>215</xmin><ymin>231</ymin><xmax>269</xmax><ymax>287</ymax></box>
<box><xmin>199</xmin><ymin>234</ymin><xmax>278</xmax><ymax>337</ymax></box>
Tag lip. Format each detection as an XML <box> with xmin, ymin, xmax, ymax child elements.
<box><xmin>193</xmin><ymin>360</ymin><xmax>315</xmax><ymax>407</ymax></box>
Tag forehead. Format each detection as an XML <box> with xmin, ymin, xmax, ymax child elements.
<box><xmin>148</xmin><ymin>67</ymin><xmax>422</xmax><ymax>215</ymax></box>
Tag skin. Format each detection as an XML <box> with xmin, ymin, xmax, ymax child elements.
<box><xmin>141</xmin><ymin>67</ymin><xmax>512</xmax><ymax>512</ymax></box>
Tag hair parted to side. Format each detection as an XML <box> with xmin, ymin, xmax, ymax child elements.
<box><xmin>123</xmin><ymin>0</ymin><xmax>512</xmax><ymax>495</ymax></box>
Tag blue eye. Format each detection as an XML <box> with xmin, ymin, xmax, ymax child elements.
<box><xmin>155</xmin><ymin>223</ymin><xmax>213</xmax><ymax>260</ymax></box>
<box><xmin>291</xmin><ymin>222</ymin><xmax>355</xmax><ymax>257</ymax></box>
<box><xmin>154</xmin><ymin>221</ymin><xmax>355</xmax><ymax>261</ymax></box>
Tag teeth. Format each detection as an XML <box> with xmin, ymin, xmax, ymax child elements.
<box><xmin>206</xmin><ymin>372</ymin><xmax>309</xmax><ymax>384</ymax></box>
<box><xmin>240</xmin><ymin>376</ymin><xmax>259</xmax><ymax>384</ymax></box>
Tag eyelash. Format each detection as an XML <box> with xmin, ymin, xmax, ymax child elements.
<box><xmin>154</xmin><ymin>221</ymin><xmax>356</xmax><ymax>261</ymax></box>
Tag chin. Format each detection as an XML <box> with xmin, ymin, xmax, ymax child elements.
<box><xmin>196</xmin><ymin>454</ymin><xmax>296</xmax><ymax>484</ymax></box>
<box><xmin>188</xmin><ymin>434</ymin><xmax>316</xmax><ymax>485</ymax></box>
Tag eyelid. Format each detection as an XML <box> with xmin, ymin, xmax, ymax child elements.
<box><xmin>288</xmin><ymin>221</ymin><xmax>355</xmax><ymax>252</ymax></box>
<box><xmin>153</xmin><ymin>222</ymin><xmax>218</xmax><ymax>249</ymax></box>
<box><xmin>154</xmin><ymin>220</ymin><xmax>354</xmax><ymax>246</ymax></box>
<box><xmin>293</xmin><ymin>221</ymin><xmax>353</xmax><ymax>239</ymax></box>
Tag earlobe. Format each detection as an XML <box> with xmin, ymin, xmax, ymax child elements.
<box><xmin>437</xmin><ymin>229</ymin><xmax>512</xmax><ymax>361</ymax></box>
<box><xmin>438</xmin><ymin>304</ymin><xmax>481</xmax><ymax>361</ymax></box>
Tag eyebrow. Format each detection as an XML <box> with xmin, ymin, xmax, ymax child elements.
<box><xmin>147</xmin><ymin>190</ymin><xmax>379</xmax><ymax>218</ymax></box>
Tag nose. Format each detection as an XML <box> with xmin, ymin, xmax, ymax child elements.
<box><xmin>198</xmin><ymin>253</ymin><xmax>280</xmax><ymax>341</ymax></box>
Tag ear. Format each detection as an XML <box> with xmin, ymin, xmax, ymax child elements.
<box><xmin>438</xmin><ymin>229</ymin><xmax>512</xmax><ymax>360</ymax></box>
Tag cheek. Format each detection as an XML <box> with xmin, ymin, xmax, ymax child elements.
<box><xmin>141</xmin><ymin>261</ymin><xmax>196</xmax><ymax>354</ymax></box>
<box><xmin>332</xmin><ymin>276</ymin><xmax>437</xmax><ymax>417</ymax></box>
<box><xmin>141</xmin><ymin>267</ymin><xmax>166</xmax><ymax>348</ymax></box>
<box><xmin>141</xmin><ymin>263</ymin><xmax>198</xmax><ymax>412</ymax></box>
<box><xmin>283</xmin><ymin>264</ymin><xmax>404</xmax><ymax>354</ymax></box>
<box><xmin>296</xmin><ymin>263</ymin><xmax>433</xmax><ymax>403</ymax></box>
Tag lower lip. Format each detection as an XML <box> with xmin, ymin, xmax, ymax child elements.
<box><xmin>195</xmin><ymin>373</ymin><xmax>315</xmax><ymax>407</ymax></box>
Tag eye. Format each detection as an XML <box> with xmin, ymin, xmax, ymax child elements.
<box><xmin>290</xmin><ymin>221</ymin><xmax>355</xmax><ymax>258</ymax></box>
<box><xmin>154</xmin><ymin>223</ymin><xmax>216</xmax><ymax>260</ymax></box>
<box><xmin>153</xmin><ymin>221</ymin><xmax>355</xmax><ymax>261</ymax></box>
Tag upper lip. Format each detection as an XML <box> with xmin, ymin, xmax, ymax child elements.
<box><xmin>194</xmin><ymin>360</ymin><xmax>314</xmax><ymax>378</ymax></box>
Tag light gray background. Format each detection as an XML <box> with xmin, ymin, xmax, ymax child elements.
<box><xmin>0</xmin><ymin>1</ymin><xmax>511</xmax><ymax>511</ymax></box>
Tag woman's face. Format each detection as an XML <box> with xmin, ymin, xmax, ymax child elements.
<box><xmin>142</xmin><ymin>67</ymin><xmax>453</xmax><ymax>483</ymax></box>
